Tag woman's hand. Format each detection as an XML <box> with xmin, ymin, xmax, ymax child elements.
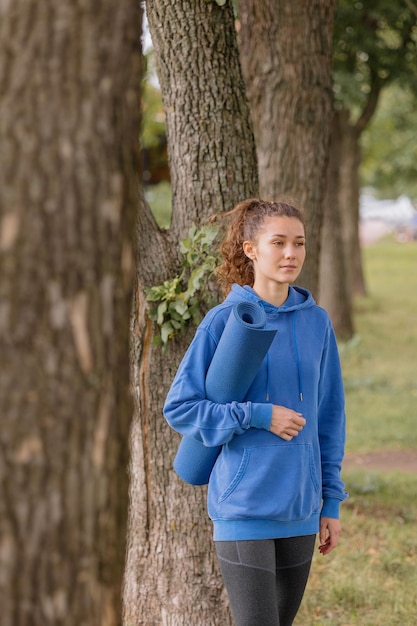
<box><xmin>270</xmin><ymin>405</ymin><xmax>306</xmax><ymax>440</ymax></box>
<box><xmin>318</xmin><ymin>517</ymin><xmax>341</xmax><ymax>555</ymax></box>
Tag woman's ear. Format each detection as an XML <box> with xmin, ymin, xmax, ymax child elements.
<box><xmin>243</xmin><ymin>240</ymin><xmax>256</xmax><ymax>260</ymax></box>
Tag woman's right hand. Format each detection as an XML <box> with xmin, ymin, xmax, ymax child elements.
<box><xmin>270</xmin><ymin>405</ymin><xmax>306</xmax><ymax>440</ymax></box>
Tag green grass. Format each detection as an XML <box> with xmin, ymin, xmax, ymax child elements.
<box><xmin>340</xmin><ymin>237</ymin><xmax>417</xmax><ymax>453</ymax></box>
<box><xmin>298</xmin><ymin>472</ymin><xmax>417</xmax><ymax>626</ymax></box>
<box><xmin>145</xmin><ymin>181</ymin><xmax>172</xmax><ymax>229</ymax></box>
<box><xmin>297</xmin><ymin>237</ymin><xmax>417</xmax><ymax>626</ymax></box>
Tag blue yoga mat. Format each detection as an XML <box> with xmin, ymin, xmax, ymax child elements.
<box><xmin>173</xmin><ymin>301</ymin><xmax>277</xmax><ymax>485</ymax></box>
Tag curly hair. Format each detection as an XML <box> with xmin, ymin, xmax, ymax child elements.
<box><xmin>212</xmin><ymin>198</ymin><xmax>305</xmax><ymax>295</ymax></box>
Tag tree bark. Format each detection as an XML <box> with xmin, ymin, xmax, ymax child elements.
<box><xmin>147</xmin><ymin>0</ymin><xmax>258</xmax><ymax>239</ymax></box>
<box><xmin>0</xmin><ymin>3</ymin><xmax>141</xmax><ymax>625</ymax></box>
<box><xmin>330</xmin><ymin>81</ymin><xmax>382</xmax><ymax>304</ymax></box>
<box><xmin>124</xmin><ymin>1</ymin><xmax>258</xmax><ymax>624</ymax></box>
<box><xmin>338</xmin><ymin>110</ymin><xmax>367</xmax><ymax>297</ymax></box>
<box><xmin>319</xmin><ymin>112</ymin><xmax>354</xmax><ymax>339</ymax></box>
<box><xmin>237</xmin><ymin>0</ymin><xmax>336</xmax><ymax>295</ymax></box>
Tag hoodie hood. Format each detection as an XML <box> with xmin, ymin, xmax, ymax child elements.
<box><xmin>226</xmin><ymin>283</ymin><xmax>316</xmax><ymax>315</ymax></box>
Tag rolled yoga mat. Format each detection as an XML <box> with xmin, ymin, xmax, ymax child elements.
<box><xmin>173</xmin><ymin>301</ymin><xmax>277</xmax><ymax>485</ymax></box>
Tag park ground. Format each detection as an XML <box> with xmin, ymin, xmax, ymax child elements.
<box><xmin>343</xmin><ymin>448</ymin><xmax>417</xmax><ymax>473</ymax></box>
<box><xmin>343</xmin><ymin>217</ymin><xmax>417</xmax><ymax>475</ymax></box>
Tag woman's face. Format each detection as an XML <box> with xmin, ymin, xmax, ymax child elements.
<box><xmin>243</xmin><ymin>216</ymin><xmax>306</xmax><ymax>288</ymax></box>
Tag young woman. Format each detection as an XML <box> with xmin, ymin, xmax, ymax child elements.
<box><xmin>164</xmin><ymin>198</ymin><xmax>347</xmax><ymax>626</ymax></box>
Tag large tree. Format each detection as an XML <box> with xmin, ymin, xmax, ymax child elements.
<box><xmin>320</xmin><ymin>0</ymin><xmax>417</xmax><ymax>314</ymax></box>
<box><xmin>237</xmin><ymin>0</ymin><xmax>337</xmax><ymax>295</ymax></box>
<box><xmin>318</xmin><ymin>110</ymin><xmax>354</xmax><ymax>339</ymax></box>
<box><xmin>124</xmin><ymin>1</ymin><xmax>258</xmax><ymax>624</ymax></box>
<box><xmin>0</xmin><ymin>2</ymin><xmax>140</xmax><ymax>624</ymax></box>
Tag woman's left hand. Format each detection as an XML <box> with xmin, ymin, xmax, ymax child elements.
<box><xmin>318</xmin><ymin>517</ymin><xmax>341</xmax><ymax>556</ymax></box>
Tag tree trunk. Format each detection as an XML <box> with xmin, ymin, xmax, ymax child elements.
<box><xmin>0</xmin><ymin>3</ymin><xmax>141</xmax><ymax>625</ymax></box>
<box><xmin>147</xmin><ymin>0</ymin><xmax>258</xmax><ymax>239</ymax></box>
<box><xmin>124</xmin><ymin>1</ymin><xmax>258</xmax><ymax>624</ymax></box>
<box><xmin>338</xmin><ymin>110</ymin><xmax>367</xmax><ymax>297</ymax></box>
<box><xmin>237</xmin><ymin>0</ymin><xmax>336</xmax><ymax>295</ymax></box>
<box><xmin>333</xmin><ymin>82</ymin><xmax>382</xmax><ymax>302</ymax></box>
<box><xmin>319</xmin><ymin>112</ymin><xmax>354</xmax><ymax>339</ymax></box>
<box><xmin>318</xmin><ymin>105</ymin><xmax>371</xmax><ymax>331</ymax></box>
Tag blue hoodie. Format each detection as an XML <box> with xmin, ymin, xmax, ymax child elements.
<box><xmin>164</xmin><ymin>284</ymin><xmax>347</xmax><ymax>541</ymax></box>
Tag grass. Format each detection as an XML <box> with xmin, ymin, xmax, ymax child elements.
<box><xmin>298</xmin><ymin>471</ymin><xmax>417</xmax><ymax>625</ymax></box>
<box><xmin>145</xmin><ymin>181</ymin><xmax>172</xmax><ymax>229</ymax></box>
<box><xmin>340</xmin><ymin>237</ymin><xmax>417</xmax><ymax>453</ymax></box>
<box><xmin>297</xmin><ymin>236</ymin><xmax>417</xmax><ymax>626</ymax></box>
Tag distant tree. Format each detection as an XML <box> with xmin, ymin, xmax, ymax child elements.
<box><xmin>319</xmin><ymin>110</ymin><xmax>354</xmax><ymax>339</ymax></box>
<box><xmin>320</xmin><ymin>0</ymin><xmax>417</xmax><ymax>310</ymax></box>
<box><xmin>361</xmin><ymin>84</ymin><xmax>417</xmax><ymax>201</ymax></box>
<box><xmin>0</xmin><ymin>2</ymin><xmax>141</xmax><ymax>625</ymax></box>
<box><xmin>237</xmin><ymin>0</ymin><xmax>337</xmax><ymax>295</ymax></box>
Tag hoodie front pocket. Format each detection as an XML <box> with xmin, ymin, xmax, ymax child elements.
<box><xmin>216</xmin><ymin>443</ymin><xmax>321</xmax><ymax>522</ymax></box>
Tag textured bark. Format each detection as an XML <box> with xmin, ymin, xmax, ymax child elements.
<box><xmin>146</xmin><ymin>0</ymin><xmax>258</xmax><ymax>239</ymax></box>
<box><xmin>321</xmin><ymin>73</ymin><xmax>383</xmax><ymax>311</ymax></box>
<box><xmin>337</xmin><ymin>111</ymin><xmax>367</xmax><ymax>297</ymax></box>
<box><xmin>0</xmin><ymin>2</ymin><xmax>141</xmax><ymax>625</ymax></box>
<box><xmin>237</xmin><ymin>0</ymin><xmax>336</xmax><ymax>295</ymax></box>
<box><xmin>124</xmin><ymin>1</ymin><xmax>258</xmax><ymax>624</ymax></box>
<box><xmin>318</xmin><ymin>112</ymin><xmax>354</xmax><ymax>339</ymax></box>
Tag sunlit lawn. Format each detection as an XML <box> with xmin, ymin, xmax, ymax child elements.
<box><xmin>297</xmin><ymin>236</ymin><xmax>417</xmax><ymax>625</ymax></box>
<box><xmin>340</xmin><ymin>236</ymin><xmax>417</xmax><ymax>453</ymax></box>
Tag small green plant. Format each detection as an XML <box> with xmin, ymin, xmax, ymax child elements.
<box><xmin>145</xmin><ymin>222</ymin><xmax>220</xmax><ymax>349</ymax></box>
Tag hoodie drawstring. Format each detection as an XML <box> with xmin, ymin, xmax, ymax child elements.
<box><xmin>264</xmin><ymin>311</ymin><xmax>303</xmax><ymax>403</ymax></box>
<box><xmin>265</xmin><ymin>350</ymin><xmax>270</xmax><ymax>401</ymax></box>
<box><xmin>293</xmin><ymin>311</ymin><xmax>304</xmax><ymax>402</ymax></box>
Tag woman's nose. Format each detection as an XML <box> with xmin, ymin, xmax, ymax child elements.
<box><xmin>285</xmin><ymin>246</ymin><xmax>296</xmax><ymax>258</ymax></box>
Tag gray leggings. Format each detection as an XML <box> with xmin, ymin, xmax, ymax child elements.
<box><xmin>215</xmin><ymin>535</ymin><xmax>315</xmax><ymax>626</ymax></box>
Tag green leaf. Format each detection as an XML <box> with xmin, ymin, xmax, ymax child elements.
<box><xmin>161</xmin><ymin>321</ymin><xmax>174</xmax><ymax>344</ymax></box>
<box><xmin>145</xmin><ymin>286</ymin><xmax>161</xmax><ymax>302</ymax></box>
<box><xmin>172</xmin><ymin>298</ymin><xmax>189</xmax><ymax>316</ymax></box>
<box><xmin>187</xmin><ymin>266</ymin><xmax>207</xmax><ymax>293</ymax></box>
<box><xmin>157</xmin><ymin>301</ymin><xmax>167</xmax><ymax>325</ymax></box>
<box><xmin>147</xmin><ymin>306</ymin><xmax>158</xmax><ymax>322</ymax></box>
<box><xmin>180</xmin><ymin>238</ymin><xmax>192</xmax><ymax>254</ymax></box>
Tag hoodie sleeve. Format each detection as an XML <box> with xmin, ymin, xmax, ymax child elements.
<box><xmin>164</xmin><ymin>325</ymin><xmax>273</xmax><ymax>447</ymax></box>
<box><xmin>318</xmin><ymin>321</ymin><xmax>348</xmax><ymax>516</ymax></box>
